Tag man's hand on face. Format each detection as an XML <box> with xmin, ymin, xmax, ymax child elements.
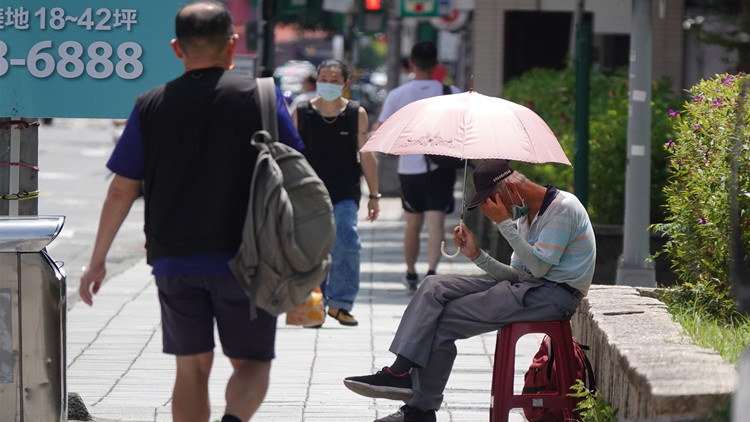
<box><xmin>479</xmin><ymin>192</ymin><xmax>512</xmax><ymax>224</ymax></box>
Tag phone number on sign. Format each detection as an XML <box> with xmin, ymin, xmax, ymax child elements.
<box><xmin>0</xmin><ymin>40</ymin><xmax>143</xmax><ymax>80</ymax></box>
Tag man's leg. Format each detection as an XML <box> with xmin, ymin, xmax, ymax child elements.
<box><xmin>404</xmin><ymin>211</ymin><xmax>424</xmax><ymax>275</ymax></box>
<box><xmin>324</xmin><ymin>200</ymin><xmax>361</xmax><ymax>319</ymax></box>
<box><xmin>389</xmin><ymin>276</ymin><xmax>499</xmax><ymax>367</ymax></box>
<box><xmin>407</xmin><ymin>278</ymin><xmax>582</xmax><ymax>411</ymax></box>
<box><xmin>211</xmin><ymin>274</ymin><xmax>277</xmax><ymax>421</ymax></box>
<box><xmin>424</xmin><ymin>210</ymin><xmax>446</xmax><ymax>273</ymax></box>
<box><xmin>344</xmin><ymin>276</ymin><xmax>500</xmax><ymax>405</ymax></box>
<box><xmin>346</xmin><ymin>276</ymin><xmax>581</xmax><ymax>412</ymax></box>
<box><xmin>224</xmin><ymin>358</ymin><xmax>272</xmax><ymax>421</ymax></box>
<box><xmin>173</xmin><ymin>352</ymin><xmax>213</xmax><ymax>422</ymax></box>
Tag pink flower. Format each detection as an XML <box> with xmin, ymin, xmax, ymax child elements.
<box><xmin>668</xmin><ymin>109</ymin><xmax>680</xmax><ymax>117</ymax></box>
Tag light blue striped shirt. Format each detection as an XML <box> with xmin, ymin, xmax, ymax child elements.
<box><xmin>509</xmin><ymin>190</ymin><xmax>596</xmax><ymax>291</ymax></box>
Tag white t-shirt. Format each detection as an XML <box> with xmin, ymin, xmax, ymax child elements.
<box><xmin>289</xmin><ymin>91</ymin><xmax>318</xmax><ymax>111</ymax></box>
<box><xmin>377</xmin><ymin>80</ymin><xmax>460</xmax><ymax>175</ymax></box>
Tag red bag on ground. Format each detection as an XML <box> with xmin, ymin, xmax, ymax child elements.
<box><xmin>522</xmin><ymin>336</ymin><xmax>596</xmax><ymax>422</ymax></box>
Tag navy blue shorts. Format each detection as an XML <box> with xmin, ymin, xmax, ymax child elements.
<box><xmin>399</xmin><ymin>167</ymin><xmax>456</xmax><ymax>214</ymax></box>
<box><xmin>155</xmin><ymin>274</ymin><xmax>276</xmax><ymax>361</ymax></box>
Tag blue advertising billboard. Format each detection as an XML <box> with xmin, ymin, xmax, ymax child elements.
<box><xmin>0</xmin><ymin>2</ymin><xmax>186</xmax><ymax>118</ymax></box>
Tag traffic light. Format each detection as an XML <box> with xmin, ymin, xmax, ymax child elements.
<box><xmin>365</xmin><ymin>0</ymin><xmax>382</xmax><ymax>11</ymax></box>
<box><xmin>360</xmin><ymin>0</ymin><xmax>386</xmax><ymax>34</ymax></box>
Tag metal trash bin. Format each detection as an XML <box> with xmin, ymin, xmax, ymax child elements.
<box><xmin>0</xmin><ymin>216</ymin><xmax>67</xmax><ymax>422</ymax></box>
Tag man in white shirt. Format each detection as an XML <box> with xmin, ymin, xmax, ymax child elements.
<box><xmin>372</xmin><ymin>41</ymin><xmax>460</xmax><ymax>293</ymax></box>
<box><xmin>289</xmin><ymin>73</ymin><xmax>317</xmax><ymax>110</ymax></box>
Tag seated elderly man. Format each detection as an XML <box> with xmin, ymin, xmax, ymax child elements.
<box><xmin>343</xmin><ymin>159</ymin><xmax>596</xmax><ymax>422</ymax></box>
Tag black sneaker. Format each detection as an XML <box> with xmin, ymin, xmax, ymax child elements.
<box><xmin>374</xmin><ymin>405</ymin><xmax>436</xmax><ymax>422</ymax></box>
<box><xmin>402</xmin><ymin>273</ymin><xmax>418</xmax><ymax>295</ymax></box>
<box><xmin>343</xmin><ymin>367</ymin><xmax>413</xmax><ymax>401</ymax></box>
<box><xmin>422</xmin><ymin>270</ymin><xmax>436</xmax><ymax>285</ymax></box>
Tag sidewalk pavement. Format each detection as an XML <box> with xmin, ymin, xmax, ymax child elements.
<box><xmin>67</xmin><ymin>196</ymin><xmax>538</xmax><ymax>422</ymax></box>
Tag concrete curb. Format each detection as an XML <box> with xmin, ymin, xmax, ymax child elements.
<box><xmin>573</xmin><ymin>285</ymin><xmax>737</xmax><ymax>421</ymax></box>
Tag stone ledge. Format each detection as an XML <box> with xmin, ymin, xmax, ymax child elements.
<box><xmin>571</xmin><ymin>285</ymin><xmax>737</xmax><ymax>421</ymax></box>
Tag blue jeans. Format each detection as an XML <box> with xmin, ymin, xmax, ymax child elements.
<box><xmin>321</xmin><ymin>199</ymin><xmax>361</xmax><ymax>311</ymax></box>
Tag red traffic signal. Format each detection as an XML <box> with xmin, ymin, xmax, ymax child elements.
<box><xmin>365</xmin><ymin>0</ymin><xmax>382</xmax><ymax>11</ymax></box>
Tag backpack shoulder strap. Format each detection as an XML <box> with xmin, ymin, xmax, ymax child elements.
<box><xmin>545</xmin><ymin>336</ymin><xmax>555</xmax><ymax>381</ymax></box>
<box><xmin>256</xmin><ymin>77</ymin><xmax>278</xmax><ymax>141</ymax></box>
<box><xmin>575</xmin><ymin>340</ymin><xmax>597</xmax><ymax>392</ymax></box>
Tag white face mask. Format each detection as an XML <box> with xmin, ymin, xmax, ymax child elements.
<box><xmin>317</xmin><ymin>82</ymin><xmax>344</xmax><ymax>101</ymax></box>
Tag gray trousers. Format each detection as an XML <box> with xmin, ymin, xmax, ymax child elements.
<box><xmin>389</xmin><ymin>272</ymin><xmax>581</xmax><ymax>411</ymax></box>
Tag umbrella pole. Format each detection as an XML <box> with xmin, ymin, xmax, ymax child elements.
<box><xmin>441</xmin><ymin>159</ymin><xmax>469</xmax><ymax>259</ymax></box>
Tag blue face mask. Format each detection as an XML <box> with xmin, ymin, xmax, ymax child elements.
<box><xmin>506</xmin><ymin>187</ymin><xmax>529</xmax><ymax>220</ymax></box>
<box><xmin>317</xmin><ymin>82</ymin><xmax>344</xmax><ymax>101</ymax></box>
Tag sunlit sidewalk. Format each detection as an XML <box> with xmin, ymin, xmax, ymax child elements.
<box><xmin>67</xmin><ymin>196</ymin><xmax>533</xmax><ymax>421</ymax></box>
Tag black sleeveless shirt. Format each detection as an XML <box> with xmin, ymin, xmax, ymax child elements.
<box><xmin>137</xmin><ymin>67</ymin><xmax>262</xmax><ymax>264</ymax></box>
<box><xmin>298</xmin><ymin>100</ymin><xmax>362</xmax><ymax>205</ymax></box>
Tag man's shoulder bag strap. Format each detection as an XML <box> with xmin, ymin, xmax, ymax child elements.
<box><xmin>256</xmin><ymin>77</ymin><xmax>278</xmax><ymax>140</ymax></box>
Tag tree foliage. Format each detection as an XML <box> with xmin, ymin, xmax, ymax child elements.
<box><xmin>501</xmin><ymin>67</ymin><xmax>680</xmax><ymax>224</ymax></box>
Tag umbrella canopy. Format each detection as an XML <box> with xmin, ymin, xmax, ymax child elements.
<box><xmin>363</xmin><ymin>90</ymin><xmax>570</xmax><ymax>258</ymax></box>
<box><xmin>362</xmin><ymin>90</ymin><xmax>571</xmax><ymax>166</ymax></box>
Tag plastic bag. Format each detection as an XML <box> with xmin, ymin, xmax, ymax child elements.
<box><xmin>285</xmin><ymin>287</ymin><xmax>325</xmax><ymax>327</ymax></box>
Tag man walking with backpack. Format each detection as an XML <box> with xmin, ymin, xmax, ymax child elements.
<box><xmin>343</xmin><ymin>160</ymin><xmax>596</xmax><ymax>422</ymax></box>
<box><xmin>79</xmin><ymin>2</ymin><xmax>303</xmax><ymax>421</ymax></box>
<box><xmin>291</xmin><ymin>59</ymin><xmax>381</xmax><ymax>327</ymax></box>
<box><xmin>373</xmin><ymin>41</ymin><xmax>461</xmax><ymax>293</ymax></box>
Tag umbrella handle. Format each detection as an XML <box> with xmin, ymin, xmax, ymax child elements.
<box><xmin>441</xmin><ymin>217</ymin><xmax>465</xmax><ymax>259</ymax></box>
<box><xmin>441</xmin><ymin>241</ymin><xmax>461</xmax><ymax>259</ymax></box>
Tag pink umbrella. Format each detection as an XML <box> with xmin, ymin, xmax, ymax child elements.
<box><xmin>362</xmin><ymin>90</ymin><xmax>571</xmax><ymax>257</ymax></box>
<box><xmin>362</xmin><ymin>90</ymin><xmax>570</xmax><ymax>165</ymax></box>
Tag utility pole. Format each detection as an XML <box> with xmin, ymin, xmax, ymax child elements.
<box><xmin>344</xmin><ymin>0</ymin><xmax>359</xmax><ymax>65</ymax></box>
<box><xmin>0</xmin><ymin>118</ymin><xmax>39</xmax><ymax>217</ymax></box>
<box><xmin>258</xmin><ymin>0</ymin><xmax>276</xmax><ymax>75</ymax></box>
<box><xmin>616</xmin><ymin>0</ymin><xmax>656</xmax><ymax>287</ymax></box>
<box><xmin>731</xmin><ymin>77</ymin><xmax>750</xmax><ymax>422</ymax></box>
<box><xmin>385</xmin><ymin>0</ymin><xmax>401</xmax><ymax>91</ymax></box>
<box><xmin>574</xmin><ymin>14</ymin><xmax>591</xmax><ymax>207</ymax></box>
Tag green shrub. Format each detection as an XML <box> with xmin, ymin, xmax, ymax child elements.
<box><xmin>569</xmin><ymin>379</ymin><xmax>619</xmax><ymax>422</ymax></box>
<box><xmin>501</xmin><ymin>67</ymin><xmax>680</xmax><ymax>224</ymax></box>
<box><xmin>653</xmin><ymin>73</ymin><xmax>750</xmax><ymax>322</ymax></box>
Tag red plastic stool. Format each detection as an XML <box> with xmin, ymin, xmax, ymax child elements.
<box><xmin>489</xmin><ymin>321</ymin><xmax>578</xmax><ymax>422</ymax></box>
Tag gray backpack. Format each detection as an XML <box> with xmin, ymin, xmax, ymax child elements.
<box><xmin>229</xmin><ymin>77</ymin><xmax>335</xmax><ymax>319</ymax></box>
